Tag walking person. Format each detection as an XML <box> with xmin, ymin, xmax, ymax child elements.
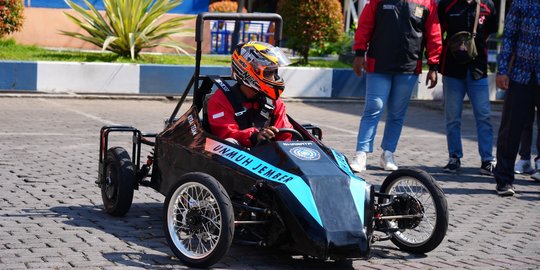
<box><xmin>349</xmin><ymin>0</ymin><xmax>442</xmax><ymax>172</ymax></box>
<box><xmin>493</xmin><ymin>0</ymin><xmax>540</xmax><ymax>196</ymax></box>
<box><xmin>437</xmin><ymin>0</ymin><xmax>498</xmax><ymax>175</ymax></box>
<box><xmin>513</xmin><ymin>105</ymin><xmax>540</xmax><ymax>176</ymax></box>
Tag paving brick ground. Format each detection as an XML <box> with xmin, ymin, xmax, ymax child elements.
<box><xmin>0</xmin><ymin>96</ymin><xmax>538</xmax><ymax>269</ymax></box>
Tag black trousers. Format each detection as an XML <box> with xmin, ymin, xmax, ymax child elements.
<box><xmin>517</xmin><ymin>103</ymin><xmax>540</xmax><ymax>160</ymax></box>
<box><xmin>494</xmin><ymin>78</ymin><xmax>540</xmax><ymax>185</ymax></box>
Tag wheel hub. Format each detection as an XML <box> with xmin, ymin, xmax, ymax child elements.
<box><xmin>186</xmin><ymin>209</ymin><xmax>204</xmax><ymax>232</ymax></box>
<box><xmin>394</xmin><ymin>194</ymin><xmax>423</xmax><ymax>229</ymax></box>
<box><xmin>104</xmin><ymin>169</ymin><xmax>116</xmax><ymax>199</ymax></box>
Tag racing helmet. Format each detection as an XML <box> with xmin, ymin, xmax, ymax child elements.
<box><xmin>231</xmin><ymin>41</ymin><xmax>291</xmax><ymax>100</ymax></box>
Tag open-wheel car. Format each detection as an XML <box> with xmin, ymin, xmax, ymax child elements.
<box><xmin>96</xmin><ymin>12</ymin><xmax>449</xmax><ymax>268</ymax></box>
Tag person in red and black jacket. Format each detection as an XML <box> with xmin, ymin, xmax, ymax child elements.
<box><xmin>349</xmin><ymin>0</ymin><xmax>442</xmax><ymax>173</ymax></box>
<box><xmin>438</xmin><ymin>0</ymin><xmax>498</xmax><ymax>175</ymax></box>
<box><xmin>206</xmin><ymin>41</ymin><xmax>293</xmax><ymax>148</ymax></box>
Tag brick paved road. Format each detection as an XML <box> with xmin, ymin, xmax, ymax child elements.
<box><xmin>0</xmin><ymin>96</ymin><xmax>538</xmax><ymax>269</ymax></box>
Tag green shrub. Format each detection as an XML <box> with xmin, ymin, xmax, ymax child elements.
<box><xmin>309</xmin><ymin>31</ymin><xmax>353</xmax><ymax>57</ymax></box>
<box><xmin>278</xmin><ymin>0</ymin><xmax>344</xmax><ymax>64</ymax></box>
<box><xmin>0</xmin><ymin>0</ymin><xmax>24</xmax><ymax>38</ymax></box>
<box><xmin>62</xmin><ymin>0</ymin><xmax>192</xmax><ymax>60</ymax></box>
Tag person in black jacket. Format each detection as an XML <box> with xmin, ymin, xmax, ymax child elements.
<box><xmin>438</xmin><ymin>0</ymin><xmax>498</xmax><ymax>175</ymax></box>
<box><xmin>349</xmin><ymin>0</ymin><xmax>442</xmax><ymax>172</ymax></box>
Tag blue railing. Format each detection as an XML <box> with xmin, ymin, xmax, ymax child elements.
<box><xmin>210</xmin><ymin>20</ymin><xmax>273</xmax><ymax>54</ymax></box>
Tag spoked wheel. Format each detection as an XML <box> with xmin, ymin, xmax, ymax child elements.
<box><xmin>163</xmin><ymin>173</ymin><xmax>234</xmax><ymax>268</ymax></box>
<box><xmin>378</xmin><ymin>168</ymin><xmax>448</xmax><ymax>254</ymax></box>
<box><xmin>101</xmin><ymin>147</ymin><xmax>135</xmax><ymax>216</ymax></box>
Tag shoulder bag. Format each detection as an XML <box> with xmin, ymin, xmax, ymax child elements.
<box><xmin>447</xmin><ymin>0</ymin><xmax>481</xmax><ymax>64</ymax></box>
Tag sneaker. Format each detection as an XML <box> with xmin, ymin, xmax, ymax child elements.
<box><xmin>443</xmin><ymin>155</ymin><xmax>461</xmax><ymax>173</ymax></box>
<box><xmin>480</xmin><ymin>160</ymin><xmax>496</xmax><ymax>176</ymax></box>
<box><xmin>496</xmin><ymin>184</ymin><xmax>515</xmax><ymax>196</ymax></box>
<box><xmin>531</xmin><ymin>171</ymin><xmax>540</xmax><ymax>181</ymax></box>
<box><xmin>350</xmin><ymin>151</ymin><xmax>367</xmax><ymax>172</ymax></box>
<box><xmin>530</xmin><ymin>159</ymin><xmax>540</xmax><ymax>181</ymax></box>
<box><xmin>380</xmin><ymin>150</ymin><xmax>398</xmax><ymax>171</ymax></box>
<box><xmin>514</xmin><ymin>159</ymin><xmax>533</xmax><ymax>174</ymax></box>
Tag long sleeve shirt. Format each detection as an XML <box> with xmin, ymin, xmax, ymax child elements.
<box><xmin>207</xmin><ymin>87</ymin><xmax>292</xmax><ymax>148</ymax></box>
<box><xmin>353</xmin><ymin>0</ymin><xmax>442</xmax><ymax>74</ymax></box>
<box><xmin>496</xmin><ymin>0</ymin><xmax>540</xmax><ymax>85</ymax></box>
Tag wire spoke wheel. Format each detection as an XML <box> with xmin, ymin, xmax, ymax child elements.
<box><xmin>169</xmin><ymin>182</ymin><xmax>222</xmax><ymax>258</ymax></box>
<box><xmin>379</xmin><ymin>168</ymin><xmax>448</xmax><ymax>254</ymax></box>
<box><xmin>164</xmin><ymin>173</ymin><xmax>234</xmax><ymax>268</ymax></box>
<box><xmin>385</xmin><ymin>177</ymin><xmax>437</xmax><ymax>245</ymax></box>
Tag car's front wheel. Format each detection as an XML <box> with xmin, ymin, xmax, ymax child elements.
<box><xmin>378</xmin><ymin>168</ymin><xmax>448</xmax><ymax>254</ymax></box>
<box><xmin>163</xmin><ymin>173</ymin><xmax>234</xmax><ymax>268</ymax></box>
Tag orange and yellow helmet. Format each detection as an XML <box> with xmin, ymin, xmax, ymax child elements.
<box><xmin>231</xmin><ymin>41</ymin><xmax>291</xmax><ymax>100</ymax></box>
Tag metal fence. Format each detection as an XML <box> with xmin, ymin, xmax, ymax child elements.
<box><xmin>210</xmin><ymin>20</ymin><xmax>274</xmax><ymax>54</ymax></box>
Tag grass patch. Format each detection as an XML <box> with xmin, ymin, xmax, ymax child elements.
<box><xmin>0</xmin><ymin>38</ymin><xmax>350</xmax><ymax>68</ymax></box>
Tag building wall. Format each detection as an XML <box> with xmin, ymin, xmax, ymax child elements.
<box><xmin>10</xmin><ymin>7</ymin><xmax>207</xmax><ymax>54</ymax></box>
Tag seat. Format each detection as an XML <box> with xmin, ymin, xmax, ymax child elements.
<box><xmin>202</xmin><ymin>93</ymin><xmax>214</xmax><ymax>133</ymax></box>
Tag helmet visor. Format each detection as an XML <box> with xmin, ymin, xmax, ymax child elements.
<box><xmin>264</xmin><ymin>46</ymin><xmax>292</xmax><ymax>67</ymax></box>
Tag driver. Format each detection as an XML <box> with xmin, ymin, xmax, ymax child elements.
<box><xmin>206</xmin><ymin>41</ymin><xmax>293</xmax><ymax>148</ymax></box>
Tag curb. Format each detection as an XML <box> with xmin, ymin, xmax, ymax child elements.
<box><xmin>1</xmin><ymin>60</ymin><xmax>504</xmax><ymax>101</ymax></box>
<box><xmin>0</xmin><ymin>61</ymin><xmax>366</xmax><ymax>98</ymax></box>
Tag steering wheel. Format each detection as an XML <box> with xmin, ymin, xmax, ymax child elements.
<box><xmin>254</xmin><ymin>128</ymin><xmax>304</xmax><ymax>147</ymax></box>
<box><xmin>276</xmin><ymin>128</ymin><xmax>304</xmax><ymax>141</ymax></box>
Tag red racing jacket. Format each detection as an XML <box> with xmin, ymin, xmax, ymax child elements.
<box><xmin>353</xmin><ymin>0</ymin><xmax>442</xmax><ymax>74</ymax></box>
<box><xmin>207</xmin><ymin>87</ymin><xmax>293</xmax><ymax>148</ymax></box>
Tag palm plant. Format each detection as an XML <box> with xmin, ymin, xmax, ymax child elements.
<box><xmin>62</xmin><ymin>0</ymin><xmax>192</xmax><ymax>59</ymax></box>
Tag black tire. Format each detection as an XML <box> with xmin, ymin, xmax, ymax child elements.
<box><xmin>101</xmin><ymin>147</ymin><xmax>135</xmax><ymax>217</ymax></box>
<box><xmin>163</xmin><ymin>173</ymin><xmax>234</xmax><ymax>268</ymax></box>
<box><xmin>378</xmin><ymin>168</ymin><xmax>448</xmax><ymax>254</ymax></box>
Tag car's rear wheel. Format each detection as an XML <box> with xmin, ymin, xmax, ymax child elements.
<box><xmin>379</xmin><ymin>168</ymin><xmax>448</xmax><ymax>254</ymax></box>
<box><xmin>101</xmin><ymin>147</ymin><xmax>135</xmax><ymax>217</ymax></box>
<box><xmin>163</xmin><ymin>173</ymin><xmax>234</xmax><ymax>268</ymax></box>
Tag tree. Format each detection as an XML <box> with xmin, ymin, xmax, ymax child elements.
<box><xmin>62</xmin><ymin>0</ymin><xmax>192</xmax><ymax>60</ymax></box>
<box><xmin>0</xmin><ymin>0</ymin><xmax>24</xmax><ymax>38</ymax></box>
<box><xmin>277</xmin><ymin>0</ymin><xmax>344</xmax><ymax>64</ymax></box>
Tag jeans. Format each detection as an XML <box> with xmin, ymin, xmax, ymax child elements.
<box><xmin>443</xmin><ymin>72</ymin><xmax>494</xmax><ymax>162</ymax></box>
<box><xmin>356</xmin><ymin>73</ymin><xmax>418</xmax><ymax>153</ymax></box>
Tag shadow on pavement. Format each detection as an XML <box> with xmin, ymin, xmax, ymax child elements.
<box><xmin>46</xmin><ymin>203</ymin><xmax>360</xmax><ymax>269</ymax></box>
<box><xmin>49</xmin><ymin>203</ymin><xmax>176</xmax><ymax>267</ymax></box>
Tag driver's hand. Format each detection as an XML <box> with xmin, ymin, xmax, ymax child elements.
<box><xmin>256</xmin><ymin>126</ymin><xmax>279</xmax><ymax>142</ymax></box>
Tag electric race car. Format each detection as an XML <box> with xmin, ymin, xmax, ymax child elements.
<box><xmin>96</xmin><ymin>12</ymin><xmax>449</xmax><ymax>268</ymax></box>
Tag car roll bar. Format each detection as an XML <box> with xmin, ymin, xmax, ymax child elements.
<box><xmin>167</xmin><ymin>12</ymin><xmax>283</xmax><ymax>127</ymax></box>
